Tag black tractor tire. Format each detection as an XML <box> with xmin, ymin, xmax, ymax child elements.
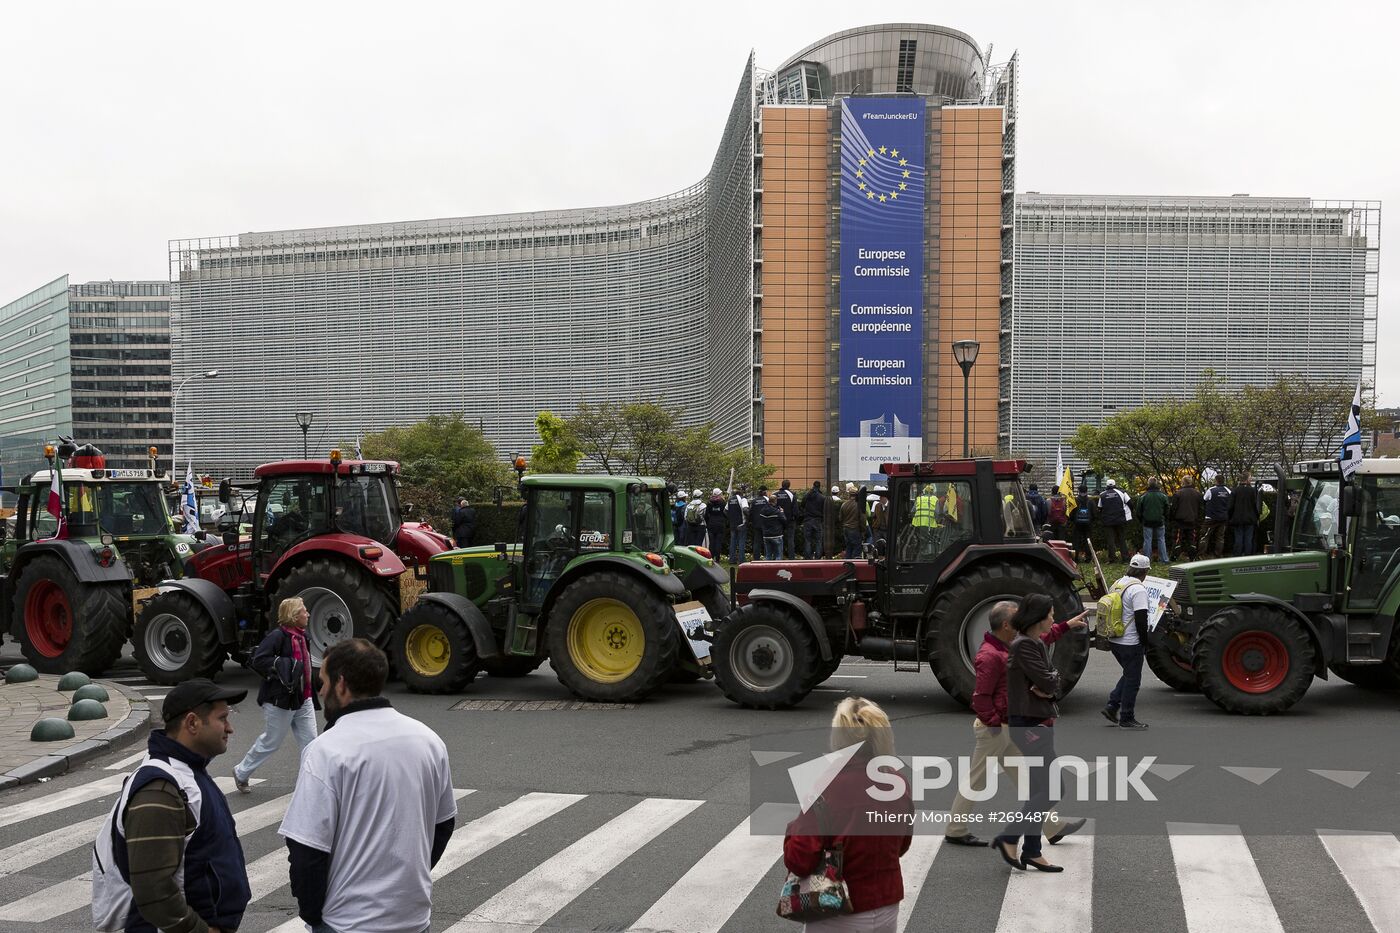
<box><xmin>1194</xmin><ymin>606</ymin><xmax>1317</xmax><ymax>715</ymax></box>
<box><xmin>133</xmin><ymin>591</ymin><xmax>227</xmax><ymax>685</ymax></box>
<box><xmin>271</xmin><ymin>558</ymin><xmax>399</xmax><ymax>666</ymax></box>
<box><xmin>481</xmin><ymin>656</ymin><xmax>544</xmax><ymax>678</ymax></box>
<box><xmin>1146</xmin><ymin>632</ymin><xmax>1200</xmax><ymax>692</ymax></box>
<box><xmin>926</xmin><ymin>560</ymin><xmax>1087</xmax><ymax>707</ymax></box>
<box><xmin>546</xmin><ymin>571</ymin><xmax>679</xmax><ymax>702</ymax></box>
<box><xmin>391</xmin><ymin>600</ymin><xmax>480</xmax><ymax>694</ymax></box>
<box><xmin>711</xmin><ymin>602</ymin><xmax>821</xmax><ymax>709</ymax></box>
<box><xmin>13</xmin><ymin>555</ymin><xmax>129</xmax><ymax>675</ymax></box>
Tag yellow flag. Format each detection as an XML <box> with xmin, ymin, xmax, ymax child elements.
<box><xmin>1059</xmin><ymin>466</ymin><xmax>1077</xmax><ymax>511</ymax></box>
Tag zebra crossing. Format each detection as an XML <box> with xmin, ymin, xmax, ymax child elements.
<box><xmin>0</xmin><ymin>767</ymin><xmax>1394</xmax><ymax>932</ymax></box>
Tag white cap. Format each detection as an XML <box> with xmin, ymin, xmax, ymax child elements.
<box><xmin>845</xmin><ymin>483</ymin><xmax>857</xmax><ymax>494</ymax></box>
<box><xmin>1129</xmin><ymin>553</ymin><xmax>1151</xmax><ymax>569</ymax></box>
<box><xmin>693</xmin><ymin>489</ymin><xmax>703</xmax><ymax>498</ymax></box>
<box><xmin>678</xmin><ymin>491</ymin><xmax>688</xmax><ymax>498</ymax></box>
<box><xmin>831</xmin><ymin>485</ymin><xmax>841</xmax><ymax>493</ymax></box>
<box><xmin>712</xmin><ymin>487</ymin><xmax>722</xmax><ymax>496</ymax></box>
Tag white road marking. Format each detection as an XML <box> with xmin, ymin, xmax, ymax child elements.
<box><xmin>1317</xmin><ymin>830</ymin><xmax>1400</xmax><ymax>933</ymax></box>
<box><xmin>1168</xmin><ymin>822</ymin><xmax>1284</xmax><ymax>933</ymax></box>
<box><xmin>433</xmin><ymin>792</ymin><xmax>585</xmax><ymax>881</ymax></box>
<box><xmin>897</xmin><ymin>832</ymin><xmax>944</xmax><ymax>933</ymax></box>
<box><xmin>443</xmin><ymin>796</ymin><xmax>702</xmax><ymax>933</ymax></box>
<box><xmin>104</xmin><ymin>750</ymin><xmax>147</xmax><ymax>770</ymax></box>
<box><xmin>0</xmin><ymin>774</ymin><xmax>128</xmax><ymax>829</ymax></box>
<box><xmin>996</xmin><ymin>829</ymin><xmax>1095</xmax><ymax>933</ymax></box>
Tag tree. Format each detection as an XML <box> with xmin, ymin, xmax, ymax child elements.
<box><xmin>531</xmin><ymin>411</ymin><xmax>582</xmax><ymax>474</ymax></box>
<box><xmin>1072</xmin><ymin>375</ymin><xmax>1378</xmax><ymax>488</ymax></box>
<box><xmin>361</xmin><ymin>414</ymin><xmax>514</xmax><ymax>522</ymax></box>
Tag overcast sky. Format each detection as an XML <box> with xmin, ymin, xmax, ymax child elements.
<box><xmin>3</xmin><ymin>1</ymin><xmax>1395</xmax><ymax>398</ymax></box>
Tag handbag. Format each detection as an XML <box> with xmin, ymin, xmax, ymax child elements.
<box><xmin>776</xmin><ymin>799</ymin><xmax>854</xmax><ymax>923</ymax></box>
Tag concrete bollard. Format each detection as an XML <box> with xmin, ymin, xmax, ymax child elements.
<box><xmin>5</xmin><ymin>664</ymin><xmax>39</xmax><ymax>684</ymax></box>
<box><xmin>31</xmin><ymin>718</ymin><xmax>76</xmax><ymax>741</ymax></box>
<box><xmin>72</xmin><ymin>684</ymin><xmax>111</xmax><ymax>704</ymax></box>
<box><xmin>67</xmin><ymin>699</ymin><xmax>107</xmax><ymax>721</ymax></box>
<box><xmin>57</xmin><ymin>672</ymin><xmax>92</xmax><ymax>691</ymax></box>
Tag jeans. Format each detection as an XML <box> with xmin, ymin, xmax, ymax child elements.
<box><xmin>1141</xmin><ymin>525</ymin><xmax>1169</xmax><ymax>562</ymax></box>
<box><xmin>764</xmin><ymin>536</ymin><xmax>783</xmax><ymax>560</ymax></box>
<box><xmin>1233</xmin><ymin>524</ymin><xmax>1255</xmax><ymax>556</ymax></box>
<box><xmin>1107</xmin><ymin>642</ymin><xmax>1146</xmax><ymax>721</ymax></box>
<box><xmin>996</xmin><ymin>719</ymin><xmax>1057</xmax><ymax>860</ymax></box>
<box><xmin>803</xmin><ymin>519</ymin><xmax>823</xmax><ymax>559</ymax></box>
<box><xmin>843</xmin><ymin>529</ymin><xmax>862</xmax><ymax>558</ymax></box>
<box><xmin>784</xmin><ymin>524</ymin><xmax>797</xmax><ymax>559</ymax></box>
<box><xmin>728</xmin><ymin>526</ymin><xmax>746</xmax><ymax>564</ymax></box>
<box><xmin>234</xmin><ymin>698</ymin><xmax>317</xmax><ymax>781</ymax></box>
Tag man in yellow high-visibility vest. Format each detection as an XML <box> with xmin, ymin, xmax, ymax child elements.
<box><xmin>912</xmin><ymin>484</ymin><xmax>940</xmax><ymax>556</ymax></box>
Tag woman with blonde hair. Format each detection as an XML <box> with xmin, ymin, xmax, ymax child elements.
<box><xmin>783</xmin><ymin>697</ymin><xmax>912</xmax><ymax>931</ymax></box>
<box><xmin>232</xmin><ymin>597</ymin><xmax>320</xmax><ymax>792</ymax></box>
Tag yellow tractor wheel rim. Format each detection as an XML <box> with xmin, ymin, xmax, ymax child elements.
<box><xmin>567</xmin><ymin>598</ymin><xmax>644</xmax><ymax>683</ymax></box>
<box><xmin>405</xmin><ymin>624</ymin><xmax>451</xmax><ymax>677</ymax></box>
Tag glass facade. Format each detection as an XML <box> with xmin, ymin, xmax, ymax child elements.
<box><xmin>1010</xmin><ymin>194</ymin><xmax>1381</xmax><ymax>475</ymax></box>
<box><xmin>69</xmin><ymin>281</ymin><xmax>172</xmax><ymax>468</ymax></box>
<box><xmin>171</xmin><ymin>189</ymin><xmax>709</xmax><ymax>477</ymax></box>
<box><xmin>0</xmin><ymin>277</ymin><xmax>72</xmax><ymax>482</ymax></box>
<box><xmin>773</xmin><ymin>23</ymin><xmax>985</xmax><ymax>101</ymax></box>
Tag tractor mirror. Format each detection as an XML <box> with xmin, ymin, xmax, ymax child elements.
<box><xmin>403</xmin><ymin>502</ymin><xmax>415</xmax><ymax>518</ymax></box>
<box><xmin>496</xmin><ymin>541</ymin><xmax>509</xmax><ymax>557</ymax></box>
<box><xmin>222</xmin><ymin>531</ymin><xmax>238</xmax><ymax>547</ymax></box>
<box><xmin>873</xmin><ymin>538</ymin><xmax>887</xmax><ymax>558</ymax></box>
<box><xmin>1341</xmin><ymin>485</ymin><xmax>1361</xmax><ymax>518</ymax></box>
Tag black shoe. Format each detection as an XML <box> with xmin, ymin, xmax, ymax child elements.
<box><xmin>1100</xmin><ymin>707</ymin><xmax>1119</xmax><ymax>724</ymax></box>
<box><xmin>993</xmin><ymin>838</ymin><xmax>1024</xmax><ymax>870</ymax></box>
<box><xmin>1119</xmin><ymin>719</ymin><xmax>1149</xmax><ymax>730</ymax></box>
<box><xmin>1047</xmin><ymin>818</ymin><xmax>1086</xmax><ymax>845</ymax></box>
<box><xmin>1022</xmin><ymin>856</ymin><xmax>1065</xmax><ymax>872</ymax></box>
<box><xmin>944</xmin><ymin>833</ymin><xmax>990</xmax><ymax>847</ymax></box>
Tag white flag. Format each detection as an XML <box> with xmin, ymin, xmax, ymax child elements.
<box><xmin>1339</xmin><ymin>380</ymin><xmax>1363</xmax><ymax>481</ymax></box>
<box><xmin>1054</xmin><ymin>446</ymin><xmax>1065</xmax><ymax>495</ymax></box>
<box><xmin>181</xmin><ymin>462</ymin><xmax>200</xmax><ymax>534</ymax></box>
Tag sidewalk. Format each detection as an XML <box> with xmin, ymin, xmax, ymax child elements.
<box><xmin>0</xmin><ymin>673</ymin><xmax>153</xmax><ymax>789</ymax></box>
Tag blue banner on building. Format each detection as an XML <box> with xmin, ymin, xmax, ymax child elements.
<box><xmin>838</xmin><ymin>98</ymin><xmax>925</xmax><ymax>481</ymax></box>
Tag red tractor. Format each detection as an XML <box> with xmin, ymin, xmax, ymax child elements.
<box><xmin>133</xmin><ymin>451</ymin><xmax>450</xmax><ymax>684</ymax></box>
<box><xmin>710</xmin><ymin>459</ymin><xmax>1091</xmax><ymax>709</ymax></box>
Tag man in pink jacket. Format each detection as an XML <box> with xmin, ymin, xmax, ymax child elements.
<box><xmin>943</xmin><ymin>599</ymin><xmax>1088</xmax><ymax>847</ymax></box>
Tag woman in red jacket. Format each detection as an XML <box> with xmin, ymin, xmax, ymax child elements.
<box><xmin>783</xmin><ymin>697</ymin><xmax>913</xmax><ymax>932</ymax></box>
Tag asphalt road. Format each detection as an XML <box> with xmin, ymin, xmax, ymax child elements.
<box><xmin>0</xmin><ymin>646</ymin><xmax>1396</xmax><ymax>932</ymax></box>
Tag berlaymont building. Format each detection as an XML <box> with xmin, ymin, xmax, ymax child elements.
<box><xmin>169</xmin><ymin>22</ymin><xmax>1378</xmax><ymax>482</ymax></box>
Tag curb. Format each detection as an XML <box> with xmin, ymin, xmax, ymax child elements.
<box><xmin>0</xmin><ymin>680</ymin><xmax>154</xmax><ymax>788</ymax></box>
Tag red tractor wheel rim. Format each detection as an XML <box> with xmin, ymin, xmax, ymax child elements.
<box><xmin>24</xmin><ymin>580</ymin><xmax>72</xmax><ymax>658</ymax></box>
<box><xmin>1222</xmin><ymin>631</ymin><xmax>1289</xmax><ymax>693</ymax></box>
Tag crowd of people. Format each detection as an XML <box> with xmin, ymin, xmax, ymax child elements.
<box><xmin>1053</xmin><ymin>471</ymin><xmax>1295</xmax><ymax>565</ymax></box>
<box><xmin>672</xmin><ymin>480</ymin><xmax>884</xmax><ymax>563</ymax></box>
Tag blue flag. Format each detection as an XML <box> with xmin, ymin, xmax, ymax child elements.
<box><xmin>1338</xmin><ymin>380</ymin><xmax>1363</xmax><ymax>481</ymax></box>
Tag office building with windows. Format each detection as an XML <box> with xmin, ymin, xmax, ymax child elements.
<box><xmin>0</xmin><ymin>276</ymin><xmax>171</xmax><ymax>481</ymax></box>
<box><xmin>171</xmin><ymin>22</ymin><xmax>1017</xmax><ymax>481</ymax></box>
<box><xmin>1009</xmin><ymin>194</ymin><xmax>1380</xmax><ymax>474</ymax></box>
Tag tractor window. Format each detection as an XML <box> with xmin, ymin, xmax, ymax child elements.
<box><xmin>337</xmin><ymin>475</ymin><xmax>398</xmax><ymax>543</ymax></box>
<box><xmin>96</xmin><ymin>483</ymin><xmax>170</xmax><ymax>536</ymax></box>
<box><xmin>1350</xmin><ymin>476</ymin><xmax>1400</xmax><ymax>603</ymax></box>
<box><xmin>579</xmin><ymin>490</ymin><xmax>614</xmax><ymax>551</ymax></box>
<box><xmin>627</xmin><ymin>490</ymin><xmax>665</xmax><ymax>552</ymax></box>
<box><xmin>894</xmin><ymin>480</ymin><xmax>974</xmax><ymax>563</ymax></box>
<box><xmin>997</xmin><ymin>480</ymin><xmax>1035</xmax><ymax>539</ymax></box>
<box><xmin>257</xmin><ymin>475</ymin><xmax>331</xmax><ymax>564</ymax></box>
<box><xmin>32</xmin><ymin>481</ymin><xmax>100</xmax><ymax>538</ymax></box>
<box><xmin>1295</xmin><ymin>478</ymin><xmax>1341</xmax><ymax>551</ymax></box>
<box><xmin>525</xmin><ymin>488</ymin><xmax>577</xmax><ymax>605</ymax></box>
<box><xmin>29</xmin><ymin>490</ymin><xmax>57</xmax><ymax>539</ymax></box>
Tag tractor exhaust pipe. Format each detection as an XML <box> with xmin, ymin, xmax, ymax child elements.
<box><xmin>856</xmin><ymin>636</ymin><xmax>921</xmax><ymax>663</ymax></box>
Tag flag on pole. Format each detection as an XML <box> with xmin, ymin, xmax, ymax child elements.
<box><xmin>1054</xmin><ymin>446</ymin><xmax>1077</xmax><ymax>510</ymax></box>
<box><xmin>181</xmin><ymin>462</ymin><xmax>200</xmax><ymax>534</ymax></box>
<box><xmin>354</xmin><ymin>433</ymin><xmax>363</xmax><ymax>460</ymax></box>
<box><xmin>1339</xmin><ymin>379</ymin><xmax>1364</xmax><ymax>481</ymax></box>
<box><xmin>44</xmin><ymin>460</ymin><xmax>66</xmax><ymax>540</ymax></box>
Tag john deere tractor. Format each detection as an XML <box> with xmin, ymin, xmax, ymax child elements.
<box><xmin>0</xmin><ymin>442</ymin><xmax>214</xmax><ymax>674</ymax></box>
<box><xmin>389</xmin><ymin>474</ymin><xmax>728</xmax><ymax>703</ymax></box>
<box><xmin>710</xmin><ymin>459</ymin><xmax>1091</xmax><ymax>710</ymax></box>
<box><xmin>1159</xmin><ymin>458</ymin><xmax>1400</xmax><ymax>714</ymax></box>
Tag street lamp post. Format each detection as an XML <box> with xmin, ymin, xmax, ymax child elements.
<box><xmin>295</xmin><ymin>412</ymin><xmax>313</xmax><ymax>459</ymax></box>
<box><xmin>172</xmin><ymin>369</ymin><xmax>220</xmax><ymax>478</ymax></box>
<box><xmin>951</xmin><ymin>340</ymin><xmax>980</xmax><ymax>458</ymax></box>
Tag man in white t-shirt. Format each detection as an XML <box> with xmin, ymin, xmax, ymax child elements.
<box><xmin>280</xmin><ymin>639</ymin><xmax>456</xmax><ymax>933</ymax></box>
<box><xmin>1102</xmin><ymin>553</ymin><xmax>1152</xmax><ymax>730</ymax></box>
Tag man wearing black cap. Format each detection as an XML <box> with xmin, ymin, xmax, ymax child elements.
<box><xmin>118</xmin><ymin>679</ymin><xmax>251</xmax><ymax>933</ymax></box>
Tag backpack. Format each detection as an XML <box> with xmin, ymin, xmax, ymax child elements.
<box><xmin>1072</xmin><ymin>504</ymin><xmax>1091</xmax><ymax>526</ymax></box>
<box><xmin>93</xmin><ymin>757</ymin><xmax>202</xmax><ymax>932</ymax></box>
<box><xmin>1048</xmin><ymin>496</ymin><xmax>1067</xmax><ymax>524</ymax></box>
<box><xmin>1094</xmin><ymin>579</ymin><xmax>1143</xmax><ymax>643</ymax></box>
<box><xmin>686</xmin><ymin>500</ymin><xmax>706</xmax><ymax>526</ymax></box>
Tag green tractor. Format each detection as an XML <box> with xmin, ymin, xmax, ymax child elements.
<box><xmin>1158</xmin><ymin>458</ymin><xmax>1400</xmax><ymax>714</ymax></box>
<box><xmin>389</xmin><ymin>474</ymin><xmax>728</xmax><ymax>702</ymax></box>
<box><xmin>0</xmin><ymin>442</ymin><xmax>213</xmax><ymax>674</ymax></box>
